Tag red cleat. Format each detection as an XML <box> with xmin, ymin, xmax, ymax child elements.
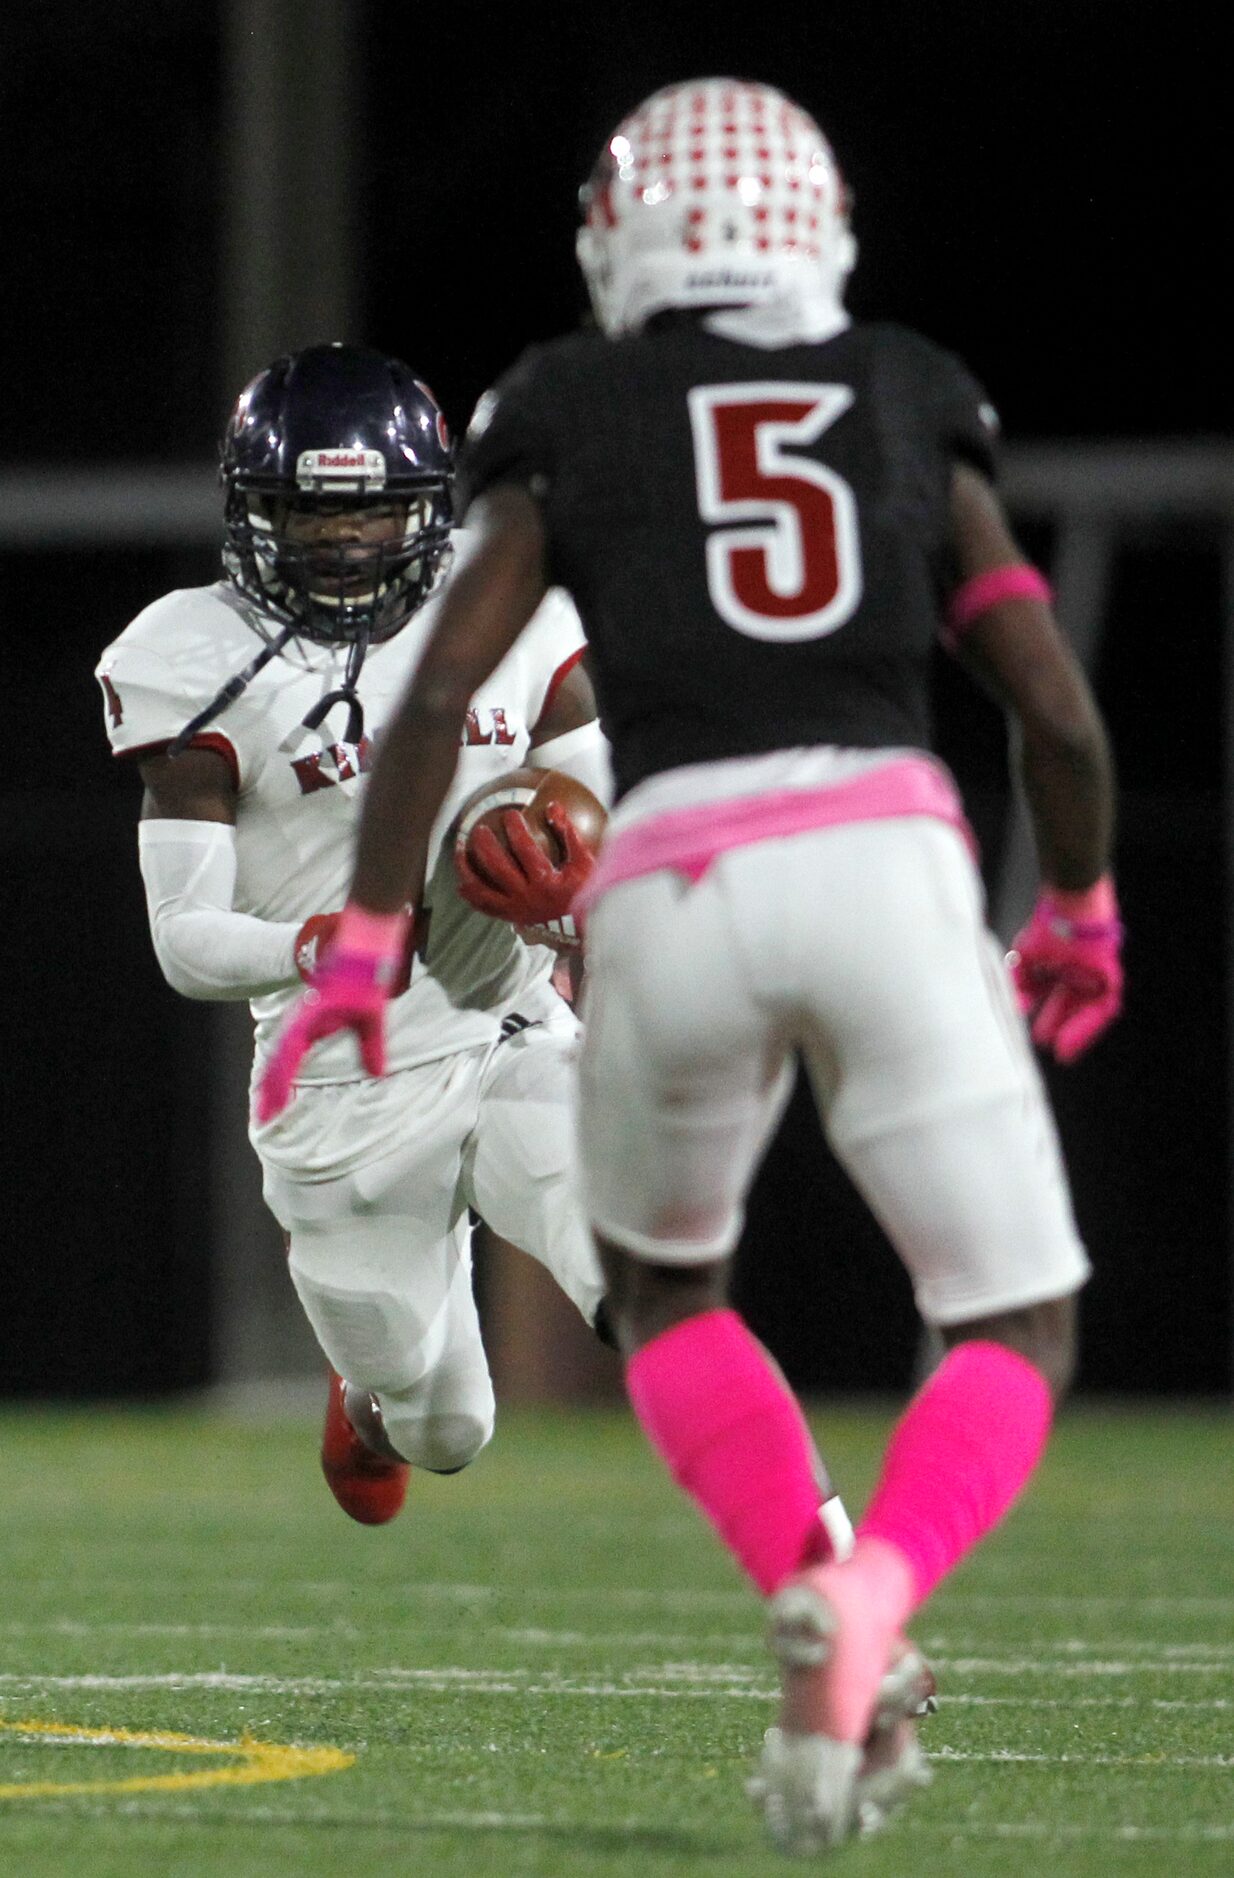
<box><xmin>320</xmin><ymin>1368</ymin><xmax>410</xmax><ymax>1525</ymax></box>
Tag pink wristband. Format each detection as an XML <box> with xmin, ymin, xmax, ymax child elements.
<box><xmin>945</xmin><ymin>564</ymin><xmax>1052</xmax><ymax>645</ymax></box>
<box><xmin>335</xmin><ymin>901</ymin><xmax>410</xmax><ymax>959</ymax></box>
<box><xmin>1045</xmin><ymin>876</ymin><xmax>1118</xmax><ymax>925</ymax></box>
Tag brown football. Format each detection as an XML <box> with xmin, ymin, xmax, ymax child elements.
<box><xmin>453</xmin><ymin>767</ymin><xmax>607</xmax><ymax>871</ymax></box>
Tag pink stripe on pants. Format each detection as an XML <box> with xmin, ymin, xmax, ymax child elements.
<box><xmin>574</xmin><ymin>756</ymin><xmax>975</xmax><ymax>915</ymax></box>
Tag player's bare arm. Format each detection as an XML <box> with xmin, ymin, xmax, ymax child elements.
<box><xmin>138</xmin><ymin>745</ymin><xmax>237</xmax><ymax>824</ymax></box>
<box><xmin>351</xmin><ymin>483</ymin><xmax>549</xmax><ymax>915</ymax></box>
<box><xmin>529</xmin><ymin>657</ymin><xmax>598</xmax><ymax>746</ymax></box>
<box><xmin>948</xmin><ymin>461</ymin><xmax>1115</xmax><ymax>890</ymax></box>
<box><xmin>946</xmin><ymin>461</ymin><xmax>1122</xmax><ymax>1061</ymax></box>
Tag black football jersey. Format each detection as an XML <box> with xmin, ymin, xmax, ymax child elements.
<box><xmin>461</xmin><ymin>319</ymin><xmax>996</xmax><ymax>800</ymax></box>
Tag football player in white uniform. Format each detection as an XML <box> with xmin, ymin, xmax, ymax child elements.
<box><xmin>96</xmin><ymin>344</ymin><xmax>615</xmax><ymax>1524</ymax></box>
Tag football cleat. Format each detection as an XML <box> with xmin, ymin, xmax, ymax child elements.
<box><xmin>750</xmin><ymin>1715</ymin><xmax>931</xmax><ymax>1853</ymax></box>
<box><xmin>749</xmin><ymin>1730</ymin><xmax>862</xmax><ymax>1855</ymax></box>
<box><xmin>748</xmin><ymin>1574</ymin><xmax>932</xmax><ymax>1852</ymax></box>
<box><xmin>851</xmin><ymin>1713</ymin><xmax>931</xmax><ymax>1840</ymax></box>
<box><xmin>320</xmin><ymin>1368</ymin><xmax>410</xmax><ymax>1526</ymax></box>
<box><xmin>883</xmin><ymin>1633</ymin><xmax>938</xmax><ymax>1720</ymax></box>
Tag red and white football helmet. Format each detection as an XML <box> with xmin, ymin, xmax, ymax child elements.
<box><xmin>577</xmin><ymin>78</ymin><xmax>856</xmax><ymax>338</ymax></box>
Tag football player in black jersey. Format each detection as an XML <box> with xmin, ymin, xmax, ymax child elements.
<box><xmin>262</xmin><ymin>79</ymin><xmax>1120</xmax><ymax>1853</ymax></box>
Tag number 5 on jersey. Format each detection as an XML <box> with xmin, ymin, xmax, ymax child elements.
<box><xmin>688</xmin><ymin>383</ymin><xmax>862</xmax><ymax>642</ymax></box>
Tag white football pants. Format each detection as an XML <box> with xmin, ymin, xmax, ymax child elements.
<box><xmin>258</xmin><ymin>1011</ymin><xmax>604</xmax><ymax>1469</ymax></box>
<box><xmin>579</xmin><ymin>817</ymin><xmax>1090</xmax><ymax>1327</ymax></box>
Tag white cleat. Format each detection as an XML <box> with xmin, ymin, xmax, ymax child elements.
<box><xmin>749</xmin><ymin>1718</ymin><xmax>931</xmax><ymax>1853</ymax></box>
<box><xmin>749</xmin><ymin>1730</ymin><xmax>863</xmax><ymax>1854</ymax></box>
<box><xmin>747</xmin><ymin>1578</ymin><xmax>933</xmax><ymax>1854</ymax></box>
<box><xmin>880</xmin><ymin>1634</ymin><xmax>938</xmax><ymax>1722</ymax></box>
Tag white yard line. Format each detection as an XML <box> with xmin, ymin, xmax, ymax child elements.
<box><xmin>122</xmin><ymin>1580</ymin><xmax>761</xmax><ymax>1611</ymax></box>
<box><xmin>926</xmin><ymin>1654</ymin><xmax>1234</xmax><ymax>1675</ymax></box>
<box><xmin>923</xmin><ymin>1638</ymin><xmax>1234</xmax><ymax>1658</ymax></box>
<box><xmin>7</xmin><ymin>1675</ymin><xmax>1229</xmax><ymax>1714</ymax></box>
<box><xmin>5</xmin><ymin>1796</ymin><xmax>1234</xmax><ymax>1845</ymax></box>
<box><xmin>0</xmin><ymin>1622</ymin><xmax>358</xmax><ymax>1641</ymax></box>
<box><xmin>941</xmin><ymin>1693</ymin><xmax>1234</xmax><ymax>1710</ymax></box>
<box><xmin>5</xmin><ymin>1798</ymin><xmax>552</xmax><ymax>1828</ymax></box>
<box><xmin>0</xmin><ymin>1672</ymin><xmax>761</xmax><ymax>1699</ymax></box>
<box><xmin>922</xmin><ymin>1822</ymin><xmax>1234</xmax><ymax>1843</ymax></box>
<box><xmin>6</xmin><ymin>1616</ymin><xmax>1234</xmax><ymax>1662</ymax></box>
<box><xmin>33</xmin><ymin>1577</ymin><xmax>1234</xmax><ymax>1623</ymax></box>
<box><xmin>4</xmin><ymin>1662</ymin><xmax>1234</xmax><ymax>1708</ymax></box>
<box><xmin>931</xmin><ymin>1746</ymin><xmax>1234</xmax><ymax>1768</ymax></box>
<box><xmin>938</xmin><ymin>1593</ymin><xmax>1234</xmax><ymax>1614</ymax></box>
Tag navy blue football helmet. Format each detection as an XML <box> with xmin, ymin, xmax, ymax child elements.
<box><xmin>169</xmin><ymin>346</ymin><xmax>455</xmax><ymax>755</ymax></box>
<box><xmin>221</xmin><ymin>343</ymin><xmax>454</xmax><ymax>649</ymax></box>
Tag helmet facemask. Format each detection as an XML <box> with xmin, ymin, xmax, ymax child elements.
<box><xmin>224</xmin><ymin>484</ymin><xmax>452</xmax><ymax>649</ymax></box>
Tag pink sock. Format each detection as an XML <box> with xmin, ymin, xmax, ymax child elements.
<box><xmin>858</xmin><ymin>1340</ymin><xmax>1054</xmax><ymax>1610</ymax></box>
<box><xmin>626</xmin><ymin>1309</ymin><xmax>827</xmax><ymax>1596</ymax></box>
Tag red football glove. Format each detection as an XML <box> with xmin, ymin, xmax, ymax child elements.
<box><xmin>294</xmin><ymin>911</ymin><xmax>416</xmax><ymax>995</ymax></box>
<box><xmin>294</xmin><ymin>912</ymin><xmax>340</xmax><ymax>982</ymax></box>
<box><xmin>454</xmin><ymin>801</ymin><xmax>595</xmax><ymax>926</ymax></box>
<box><xmin>1009</xmin><ymin>877</ymin><xmax>1124</xmax><ymax>1063</ymax></box>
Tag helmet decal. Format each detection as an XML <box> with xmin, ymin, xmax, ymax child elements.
<box><xmin>578</xmin><ymin>79</ymin><xmax>856</xmax><ymax>337</ymax></box>
<box><xmin>295</xmin><ymin>447</ymin><xmax>388</xmax><ymax>491</ymax></box>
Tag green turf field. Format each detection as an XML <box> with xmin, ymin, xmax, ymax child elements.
<box><xmin>0</xmin><ymin>1401</ymin><xmax>1230</xmax><ymax>1877</ymax></box>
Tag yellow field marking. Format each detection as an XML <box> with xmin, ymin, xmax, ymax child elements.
<box><xmin>0</xmin><ymin>1716</ymin><xmax>354</xmax><ymax>1800</ymax></box>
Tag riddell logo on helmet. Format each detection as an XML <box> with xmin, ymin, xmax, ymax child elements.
<box><xmin>297</xmin><ymin>448</ymin><xmax>387</xmax><ymax>488</ymax></box>
<box><xmin>686</xmin><ymin>269</ymin><xmax>776</xmax><ymax>290</ymax></box>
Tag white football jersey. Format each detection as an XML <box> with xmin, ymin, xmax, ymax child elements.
<box><xmin>96</xmin><ymin>541</ymin><xmax>587</xmax><ymax>1083</ymax></box>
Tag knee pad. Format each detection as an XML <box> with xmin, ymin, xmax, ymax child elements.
<box><xmin>287</xmin><ymin>1269</ymin><xmax>452</xmax><ymax>1395</ymax></box>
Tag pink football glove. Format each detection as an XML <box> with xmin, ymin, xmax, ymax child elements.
<box><xmin>257</xmin><ymin>906</ymin><xmax>409</xmax><ymax>1122</ymax></box>
<box><xmin>455</xmin><ymin>801</ymin><xmax>594</xmax><ymax>925</ymax></box>
<box><xmin>294</xmin><ymin>910</ymin><xmax>417</xmax><ymax>994</ymax></box>
<box><xmin>1009</xmin><ymin>877</ymin><xmax>1124</xmax><ymax>1063</ymax></box>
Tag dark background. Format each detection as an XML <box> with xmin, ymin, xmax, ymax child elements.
<box><xmin>3</xmin><ymin>0</ymin><xmax>1228</xmax><ymax>1396</ymax></box>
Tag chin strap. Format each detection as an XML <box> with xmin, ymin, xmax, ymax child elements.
<box><xmin>299</xmin><ymin>625</ymin><xmax>372</xmax><ymax>745</ymax></box>
<box><xmin>168</xmin><ymin>622</ymin><xmax>299</xmax><ymax>756</ymax></box>
<box><xmin>169</xmin><ymin>618</ymin><xmax>374</xmax><ymax>758</ymax></box>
